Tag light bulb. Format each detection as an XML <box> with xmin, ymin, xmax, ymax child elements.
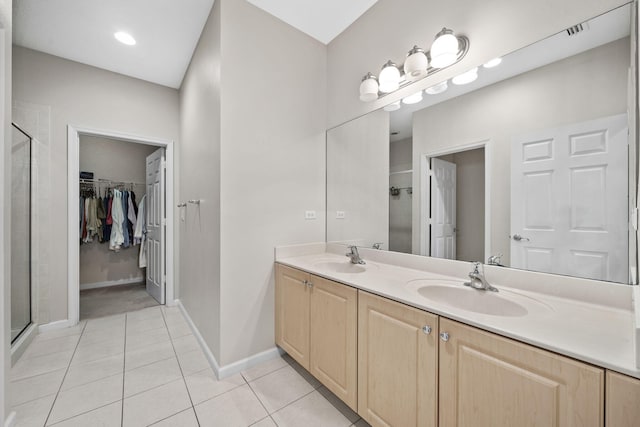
<box><xmin>430</xmin><ymin>28</ymin><xmax>458</xmax><ymax>69</ymax></box>
<box><xmin>379</xmin><ymin>61</ymin><xmax>401</xmax><ymax>93</ymax></box>
<box><xmin>404</xmin><ymin>46</ymin><xmax>428</xmax><ymax>81</ymax></box>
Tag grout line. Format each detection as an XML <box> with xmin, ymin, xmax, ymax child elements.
<box><xmin>121</xmin><ymin>313</ymin><xmax>128</xmax><ymax>427</ymax></box>
<box><xmin>241</xmin><ymin>363</ymin><xmax>290</xmax><ymax>384</ymax></box>
<box><xmin>46</xmin><ymin>400</ymin><xmax>121</xmax><ymax>427</ymax></box>
<box><xmin>42</xmin><ymin>321</ymin><xmax>88</xmax><ymax>426</ymax></box>
<box><xmin>160</xmin><ymin>305</ymin><xmax>201</xmax><ymax>427</ymax></box>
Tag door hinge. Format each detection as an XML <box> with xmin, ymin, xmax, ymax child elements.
<box><xmin>632</xmin><ymin>207</ymin><xmax>639</xmax><ymax>231</ymax></box>
<box><xmin>162</xmin><ymin>218</ymin><xmax>167</xmax><ymax>226</ymax></box>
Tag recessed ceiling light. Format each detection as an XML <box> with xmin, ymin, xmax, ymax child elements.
<box><xmin>114</xmin><ymin>32</ymin><xmax>136</xmax><ymax>46</ymax></box>
<box><xmin>483</xmin><ymin>57</ymin><xmax>502</xmax><ymax>68</ymax></box>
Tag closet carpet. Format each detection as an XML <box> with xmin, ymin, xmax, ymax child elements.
<box><xmin>80</xmin><ymin>283</ymin><xmax>158</xmax><ymax>320</ymax></box>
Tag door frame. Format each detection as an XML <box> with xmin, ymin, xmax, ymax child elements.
<box><xmin>419</xmin><ymin>139</ymin><xmax>491</xmax><ymax>261</ymax></box>
<box><xmin>67</xmin><ymin>125</ymin><xmax>175</xmax><ymax>326</ymax></box>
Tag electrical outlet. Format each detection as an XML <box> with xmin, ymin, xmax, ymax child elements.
<box><xmin>336</xmin><ymin>211</ymin><xmax>346</xmax><ymax>219</ymax></box>
<box><xmin>305</xmin><ymin>210</ymin><xmax>317</xmax><ymax>220</ymax></box>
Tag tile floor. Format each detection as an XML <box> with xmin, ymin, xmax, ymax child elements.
<box><xmin>10</xmin><ymin>305</ymin><xmax>371</xmax><ymax>427</ymax></box>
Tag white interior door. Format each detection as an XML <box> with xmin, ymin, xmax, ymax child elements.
<box><xmin>511</xmin><ymin>114</ymin><xmax>628</xmax><ymax>282</ymax></box>
<box><xmin>430</xmin><ymin>158</ymin><xmax>457</xmax><ymax>259</ymax></box>
<box><xmin>146</xmin><ymin>148</ymin><xmax>165</xmax><ymax>304</ymax></box>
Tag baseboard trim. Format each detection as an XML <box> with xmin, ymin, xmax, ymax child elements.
<box><xmin>38</xmin><ymin>319</ymin><xmax>75</xmax><ymax>333</ymax></box>
<box><xmin>10</xmin><ymin>323</ymin><xmax>38</xmax><ymax>365</ymax></box>
<box><xmin>175</xmin><ymin>300</ymin><xmax>221</xmax><ymax>376</ymax></box>
<box><xmin>80</xmin><ymin>277</ymin><xmax>144</xmax><ymax>291</ymax></box>
<box><xmin>5</xmin><ymin>411</ymin><xmax>16</xmax><ymax>427</ymax></box>
<box><xmin>174</xmin><ymin>299</ymin><xmax>284</xmax><ymax>380</ymax></box>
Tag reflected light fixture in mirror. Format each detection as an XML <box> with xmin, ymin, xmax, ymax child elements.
<box><xmin>384</xmin><ymin>101</ymin><xmax>401</xmax><ymax>112</ymax></box>
<box><xmin>425</xmin><ymin>80</ymin><xmax>448</xmax><ymax>95</ymax></box>
<box><xmin>114</xmin><ymin>31</ymin><xmax>136</xmax><ymax>46</ymax></box>
<box><xmin>483</xmin><ymin>57</ymin><xmax>503</xmax><ymax>68</ymax></box>
<box><xmin>430</xmin><ymin>28</ymin><xmax>459</xmax><ymax>68</ymax></box>
<box><xmin>402</xmin><ymin>91</ymin><xmax>423</xmax><ymax>105</ymax></box>
<box><xmin>452</xmin><ymin>67</ymin><xmax>479</xmax><ymax>85</ymax></box>
<box><xmin>358</xmin><ymin>27</ymin><xmax>469</xmax><ymax>102</ymax></box>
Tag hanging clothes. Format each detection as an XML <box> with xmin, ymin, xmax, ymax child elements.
<box><xmin>96</xmin><ymin>196</ymin><xmax>105</xmax><ymax>243</ymax></box>
<box><xmin>109</xmin><ymin>189</ymin><xmax>125</xmax><ymax>251</ymax></box>
<box><xmin>127</xmin><ymin>192</ymin><xmax>137</xmax><ymax>244</ymax></box>
<box><xmin>135</xmin><ymin>195</ymin><xmax>147</xmax><ymax>267</ymax></box>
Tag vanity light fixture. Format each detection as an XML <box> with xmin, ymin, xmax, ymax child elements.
<box><xmin>452</xmin><ymin>67</ymin><xmax>478</xmax><ymax>85</ymax></box>
<box><xmin>383</xmin><ymin>101</ymin><xmax>401</xmax><ymax>112</ymax></box>
<box><xmin>425</xmin><ymin>80</ymin><xmax>448</xmax><ymax>95</ymax></box>
<box><xmin>379</xmin><ymin>61</ymin><xmax>402</xmax><ymax>93</ymax></box>
<box><xmin>359</xmin><ymin>73</ymin><xmax>379</xmax><ymax>101</ymax></box>
<box><xmin>404</xmin><ymin>46</ymin><xmax>429</xmax><ymax>81</ymax></box>
<box><xmin>483</xmin><ymin>57</ymin><xmax>503</xmax><ymax>68</ymax></box>
<box><xmin>358</xmin><ymin>28</ymin><xmax>468</xmax><ymax>102</ymax></box>
<box><xmin>402</xmin><ymin>91</ymin><xmax>423</xmax><ymax>105</ymax></box>
<box><xmin>430</xmin><ymin>28</ymin><xmax>460</xmax><ymax>68</ymax></box>
<box><xmin>114</xmin><ymin>31</ymin><xmax>136</xmax><ymax>46</ymax></box>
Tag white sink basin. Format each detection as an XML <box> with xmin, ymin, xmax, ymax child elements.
<box><xmin>407</xmin><ymin>280</ymin><xmax>552</xmax><ymax>317</ymax></box>
<box><xmin>314</xmin><ymin>261</ymin><xmax>371</xmax><ymax>274</ymax></box>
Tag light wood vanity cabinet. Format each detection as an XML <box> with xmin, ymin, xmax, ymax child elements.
<box><xmin>438</xmin><ymin>318</ymin><xmax>604</xmax><ymax>426</ymax></box>
<box><xmin>275</xmin><ymin>264</ymin><xmax>358</xmax><ymax>410</ymax></box>
<box><xmin>605</xmin><ymin>370</ymin><xmax>640</xmax><ymax>426</ymax></box>
<box><xmin>358</xmin><ymin>291</ymin><xmax>438</xmax><ymax>427</ymax></box>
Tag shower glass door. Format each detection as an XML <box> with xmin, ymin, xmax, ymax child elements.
<box><xmin>11</xmin><ymin>123</ymin><xmax>32</xmax><ymax>343</ymax></box>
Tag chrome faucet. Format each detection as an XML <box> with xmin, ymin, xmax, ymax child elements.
<box><xmin>346</xmin><ymin>245</ymin><xmax>366</xmax><ymax>265</ymax></box>
<box><xmin>464</xmin><ymin>262</ymin><xmax>498</xmax><ymax>292</ymax></box>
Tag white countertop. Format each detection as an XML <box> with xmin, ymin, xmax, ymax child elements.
<box><xmin>276</xmin><ymin>247</ymin><xmax>639</xmax><ymax>379</ymax></box>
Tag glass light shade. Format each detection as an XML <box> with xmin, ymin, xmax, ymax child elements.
<box><xmin>425</xmin><ymin>80</ymin><xmax>448</xmax><ymax>95</ymax></box>
<box><xmin>404</xmin><ymin>46</ymin><xmax>428</xmax><ymax>81</ymax></box>
<box><xmin>383</xmin><ymin>101</ymin><xmax>401</xmax><ymax>112</ymax></box>
<box><xmin>379</xmin><ymin>61</ymin><xmax>401</xmax><ymax>93</ymax></box>
<box><xmin>452</xmin><ymin>67</ymin><xmax>479</xmax><ymax>85</ymax></box>
<box><xmin>359</xmin><ymin>73</ymin><xmax>379</xmax><ymax>102</ymax></box>
<box><xmin>430</xmin><ymin>28</ymin><xmax>458</xmax><ymax>69</ymax></box>
<box><xmin>483</xmin><ymin>57</ymin><xmax>502</xmax><ymax>68</ymax></box>
<box><xmin>402</xmin><ymin>91</ymin><xmax>423</xmax><ymax>105</ymax></box>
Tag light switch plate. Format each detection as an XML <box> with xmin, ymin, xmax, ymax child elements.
<box><xmin>305</xmin><ymin>210</ymin><xmax>317</xmax><ymax>220</ymax></box>
<box><xmin>336</xmin><ymin>211</ymin><xmax>346</xmax><ymax>219</ymax></box>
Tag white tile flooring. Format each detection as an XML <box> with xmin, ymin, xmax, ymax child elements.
<box><xmin>10</xmin><ymin>305</ymin><xmax>371</xmax><ymax>427</ymax></box>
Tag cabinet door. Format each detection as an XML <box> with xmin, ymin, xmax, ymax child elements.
<box><xmin>439</xmin><ymin>318</ymin><xmax>604</xmax><ymax>427</ymax></box>
<box><xmin>275</xmin><ymin>264</ymin><xmax>311</xmax><ymax>369</ymax></box>
<box><xmin>310</xmin><ymin>275</ymin><xmax>358</xmax><ymax>411</ymax></box>
<box><xmin>358</xmin><ymin>291</ymin><xmax>438</xmax><ymax>427</ymax></box>
<box><xmin>605</xmin><ymin>370</ymin><xmax>640</xmax><ymax>426</ymax></box>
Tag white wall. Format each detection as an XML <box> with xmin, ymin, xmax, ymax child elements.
<box><xmin>0</xmin><ymin>0</ymin><xmax>10</xmax><ymax>420</ymax></box>
<box><xmin>327</xmin><ymin>109</ymin><xmax>389</xmax><ymax>248</ymax></box>
<box><xmin>12</xmin><ymin>47</ymin><xmax>180</xmax><ymax>325</ymax></box>
<box><xmin>179</xmin><ymin>0</ymin><xmax>222</xmax><ymax>361</ymax></box>
<box><xmin>218</xmin><ymin>0</ymin><xmax>327</xmax><ymax>366</ymax></box>
<box><xmin>79</xmin><ymin>135</ymin><xmax>156</xmax><ymax>287</ymax></box>
<box><xmin>412</xmin><ymin>38</ymin><xmax>629</xmax><ymax>264</ymax></box>
<box><xmin>326</xmin><ymin>0</ymin><xmax>628</xmax><ymax>128</ymax></box>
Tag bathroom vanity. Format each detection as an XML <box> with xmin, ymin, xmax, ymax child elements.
<box><xmin>275</xmin><ymin>245</ymin><xmax>640</xmax><ymax>427</ymax></box>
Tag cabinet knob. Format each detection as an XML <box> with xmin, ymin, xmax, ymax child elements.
<box><xmin>302</xmin><ymin>280</ymin><xmax>308</xmax><ymax>286</ymax></box>
<box><xmin>307</xmin><ymin>281</ymin><xmax>313</xmax><ymax>288</ymax></box>
<box><xmin>439</xmin><ymin>332</ymin><xmax>450</xmax><ymax>342</ymax></box>
<box><xmin>422</xmin><ymin>325</ymin><xmax>432</xmax><ymax>335</ymax></box>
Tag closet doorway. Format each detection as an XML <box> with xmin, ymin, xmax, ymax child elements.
<box><xmin>67</xmin><ymin>126</ymin><xmax>174</xmax><ymax>323</ymax></box>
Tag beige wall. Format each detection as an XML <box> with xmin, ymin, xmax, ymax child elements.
<box><xmin>78</xmin><ymin>135</ymin><xmax>156</xmax><ymax>287</ymax></box>
<box><xmin>451</xmin><ymin>148</ymin><xmax>485</xmax><ymax>263</ymax></box>
<box><xmin>0</xmin><ymin>0</ymin><xmax>10</xmax><ymax>418</ymax></box>
<box><xmin>412</xmin><ymin>38</ymin><xmax>629</xmax><ymax>264</ymax></box>
<box><xmin>218</xmin><ymin>0</ymin><xmax>327</xmax><ymax>366</ymax></box>
<box><xmin>326</xmin><ymin>0</ymin><xmax>628</xmax><ymax>128</ymax></box>
<box><xmin>179</xmin><ymin>0</ymin><xmax>222</xmax><ymax>361</ymax></box>
<box><xmin>12</xmin><ymin>47</ymin><xmax>179</xmax><ymax>324</ymax></box>
<box><xmin>327</xmin><ymin>109</ymin><xmax>389</xmax><ymax>249</ymax></box>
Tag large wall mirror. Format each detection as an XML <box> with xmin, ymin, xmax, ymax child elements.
<box><xmin>327</xmin><ymin>3</ymin><xmax>638</xmax><ymax>285</ymax></box>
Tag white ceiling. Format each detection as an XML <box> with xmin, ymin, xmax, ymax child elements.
<box><xmin>246</xmin><ymin>0</ymin><xmax>378</xmax><ymax>44</ymax></box>
<box><xmin>13</xmin><ymin>0</ymin><xmax>378</xmax><ymax>89</ymax></box>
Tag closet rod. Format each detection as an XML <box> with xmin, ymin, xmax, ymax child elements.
<box><xmin>79</xmin><ymin>178</ymin><xmax>144</xmax><ymax>186</ymax></box>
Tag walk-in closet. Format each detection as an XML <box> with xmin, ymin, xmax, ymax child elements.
<box><xmin>78</xmin><ymin>135</ymin><xmax>164</xmax><ymax>319</ymax></box>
